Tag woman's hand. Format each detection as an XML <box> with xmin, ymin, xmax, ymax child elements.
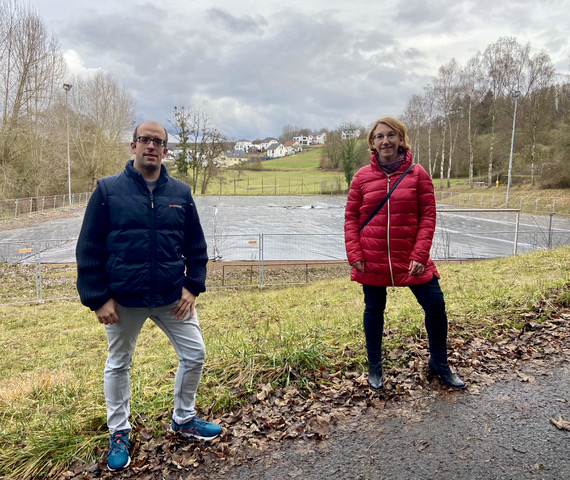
<box><xmin>408</xmin><ymin>260</ymin><xmax>425</xmax><ymax>276</ymax></box>
<box><xmin>352</xmin><ymin>261</ymin><xmax>365</xmax><ymax>273</ymax></box>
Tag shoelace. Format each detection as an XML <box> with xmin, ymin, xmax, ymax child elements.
<box><xmin>110</xmin><ymin>433</ymin><xmax>129</xmax><ymax>451</ymax></box>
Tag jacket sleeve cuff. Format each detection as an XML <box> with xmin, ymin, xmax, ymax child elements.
<box><xmin>184</xmin><ymin>277</ymin><xmax>206</xmax><ymax>297</ymax></box>
<box><xmin>86</xmin><ymin>295</ymin><xmax>111</xmax><ymax>312</ymax></box>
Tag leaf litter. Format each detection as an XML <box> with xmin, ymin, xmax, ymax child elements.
<box><xmin>59</xmin><ymin>299</ymin><xmax>570</xmax><ymax>480</ymax></box>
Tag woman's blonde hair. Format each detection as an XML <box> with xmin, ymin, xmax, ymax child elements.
<box><xmin>367</xmin><ymin>116</ymin><xmax>411</xmax><ymax>153</ymax></box>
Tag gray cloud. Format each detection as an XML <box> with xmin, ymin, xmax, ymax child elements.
<box><xmin>37</xmin><ymin>0</ymin><xmax>570</xmax><ymax>140</ymax></box>
<box><xmin>206</xmin><ymin>8</ymin><xmax>267</xmax><ymax>34</ymax></box>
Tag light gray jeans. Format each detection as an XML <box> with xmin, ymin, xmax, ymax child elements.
<box><xmin>103</xmin><ymin>301</ymin><xmax>205</xmax><ymax>434</ymax></box>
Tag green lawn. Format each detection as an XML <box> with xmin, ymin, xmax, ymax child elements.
<box><xmin>0</xmin><ymin>247</ymin><xmax>569</xmax><ymax>478</ymax></box>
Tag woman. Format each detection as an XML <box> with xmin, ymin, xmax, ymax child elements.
<box><xmin>344</xmin><ymin>116</ymin><xmax>464</xmax><ymax>390</ymax></box>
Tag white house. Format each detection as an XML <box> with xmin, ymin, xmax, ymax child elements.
<box><xmin>309</xmin><ymin>132</ymin><xmax>327</xmax><ymax>144</ymax></box>
<box><xmin>260</xmin><ymin>137</ymin><xmax>279</xmax><ymax>150</ymax></box>
<box><xmin>266</xmin><ymin>143</ymin><xmax>287</xmax><ymax>159</ymax></box>
<box><xmin>234</xmin><ymin>139</ymin><xmax>253</xmax><ymax>152</ymax></box>
<box><xmin>293</xmin><ymin>135</ymin><xmax>309</xmax><ymax>145</ymax></box>
<box><xmin>284</xmin><ymin>139</ymin><xmax>302</xmax><ymax>154</ymax></box>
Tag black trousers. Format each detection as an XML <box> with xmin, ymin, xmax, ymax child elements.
<box><xmin>362</xmin><ymin>275</ymin><xmax>448</xmax><ymax>359</ymax></box>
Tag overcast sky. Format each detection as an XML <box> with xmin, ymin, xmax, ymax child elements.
<box><xmin>29</xmin><ymin>0</ymin><xmax>570</xmax><ymax>140</ymax></box>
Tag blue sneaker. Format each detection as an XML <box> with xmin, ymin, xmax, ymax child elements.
<box><xmin>170</xmin><ymin>417</ymin><xmax>222</xmax><ymax>441</ymax></box>
<box><xmin>107</xmin><ymin>430</ymin><xmax>131</xmax><ymax>471</ymax></box>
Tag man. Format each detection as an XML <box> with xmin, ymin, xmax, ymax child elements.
<box><xmin>76</xmin><ymin>120</ymin><xmax>221</xmax><ymax>472</ymax></box>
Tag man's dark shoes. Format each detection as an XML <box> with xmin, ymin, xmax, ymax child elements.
<box><xmin>368</xmin><ymin>362</ymin><xmax>383</xmax><ymax>390</ymax></box>
<box><xmin>107</xmin><ymin>430</ymin><xmax>131</xmax><ymax>471</ymax></box>
<box><xmin>428</xmin><ymin>357</ymin><xmax>465</xmax><ymax>389</ymax></box>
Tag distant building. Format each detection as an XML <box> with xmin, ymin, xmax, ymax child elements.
<box><xmin>260</xmin><ymin>137</ymin><xmax>279</xmax><ymax>150</ymax></box>
<box><xmin>234</xmin><ymin>139</ymin><xmax>253</xmax><ymax>152</ymax></box>
<box><xmin>309</xmin><ymin>132</ymin><xmax>327</xmax><ymax>144</ymax></box>
<box><xmin>293</xmin><ymin>132</ymin><xmax>326</xmax><ymax>145</ymax></box>
<box><xmin>250</xmin><ymin>139</ymin><xmax>263</xmax><ymax>152</ymax></box>
<box><xmin>293</xmin><ymin>135</ymin><xmax>309</xmax><ymax>145</ymax></box>
<box><xmin>266</xmin><ymin>143</ymin><xmax>288</xmax><ymax>159</ymax></box>
<box><xmin>217</xmin><ymin>150</ymin><xmax>248</xmax><ymax>167</ymax></box>
<box><xmin>341</xmin><ymin>129</ymin><xmax>361</xmax><ymax>140</ymax></box>
<box><xmin>284</xmin><ymin>139</ymin><xmax>302</xmax><ymax>154</ymax></box>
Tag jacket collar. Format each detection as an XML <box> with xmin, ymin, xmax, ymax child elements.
<box><xmin>125</xmin><ymin>159</ymin><xmax>169</xmax><ymax>187</ymax></box>
<box><xmin>370</xmin><ymin>149</ymin><xmax>413</xmax><ymax>175</ymax></box>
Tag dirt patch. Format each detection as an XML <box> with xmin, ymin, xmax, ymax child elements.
<box><xmin>0</xmin><ymin>208</ymin><xmax>85</xmax><ymax>233</ymax></box>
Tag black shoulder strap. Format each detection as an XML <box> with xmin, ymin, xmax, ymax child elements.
<box><xmin>359</xmin><ymin>163</ymin><xmax>414</xmax><ymax>232</ymax></box>
<box><xmin>97</xmin><ymin>177</ymin><xmax>109</xmax><ymax>204</ymax></box>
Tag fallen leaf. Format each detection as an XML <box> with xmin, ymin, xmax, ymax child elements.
<box><xmin>550</xmin><ymin>415</ymin><xmax>570</xmax><ymax>431</ymax></box>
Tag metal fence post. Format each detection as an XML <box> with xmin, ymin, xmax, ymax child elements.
<box><xmin>34</xmin><ymin>243</ymin><xmax>43</xmax><ymax>303</ymax></box>
<box><xmin>548</xmin><ymin>213</ymin><xmax>555</xmax><ymax>249</ymax></box>
<box><xmin>513</xmin><ymin>211</ymin><xmax>520</xmax><ymax>256</ymax></box>
<box><xmin>259</xmin><ymin>234</ymin><xmax>264</xmax><ymax>288</ymax></box>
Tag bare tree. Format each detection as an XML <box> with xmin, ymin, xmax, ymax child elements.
<box><xmin>519</xmin><ymin>51</ymin><xmax>556</xmax><ymax>184</ymax></box>
<box><xmin>170</xmin><ymin>106</ymin><xmax>226</xmax><ymax>194</ymax></box>
<box><xmin>460</xmin><ymin>53</ymin><xmax>487</xmax><ymax>187</ymax></box>
<box><xmin>322</xmin><ymin>130</ymin><xmax>343</xmax><ymax>169</ymax></box>
<box><xmin>0</xmin><ymin>0</ymin><xmax>65</xmax><ymax>198</ymax></box>
<box><xmin>402</xmin><ymin>94</ymin><xmax>426</xmax><ymax>166</ymax></box>
<box><xmin>483</xmin><ymin>37</ymin><xmax>531</xmax><ymax>186</ymax></box>
<box><xmin>422</xmin><ymin>85</ymin><xmax>438</xmax><ymax>178</ymax></box>
<box><xmin>69</xmin><ymin>71</ymin><xmax>136</xmax><ymax>191</ymax></box>
<box><xmin>320</xmin><ymin>122</ymin><xmax>368</xmax><ymax>184</ymax></box>
<box><xmin>433</xmin><ymin>59</ymin><xmax>461</xmax><ymax>187</ymax></box>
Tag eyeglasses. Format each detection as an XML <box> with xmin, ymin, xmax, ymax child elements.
<box><xmin>135</xmin><ymin>136</ymin><xmax>167</xmax><ymax>147</ymax></box>
<box><xmin>372</xmin><ymin>132</ymin><xmax>399</xmax><ymax>142</ymax></box>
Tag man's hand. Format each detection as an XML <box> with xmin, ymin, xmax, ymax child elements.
<box><xmin>95</xmin><ymin>298</ymin><xmax>119</xmax><ymax>325</ymax></box>
<box><xmin>172</xmin><ymin>287</ymin><xmax>196</xmax><ymax>320</ymax></box>
<box><xmin>408</xmin><ymin>260</ymin><xmax>425</xmax><ymax>276</ymax></box>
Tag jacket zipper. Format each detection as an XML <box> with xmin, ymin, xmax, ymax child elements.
<box><xmin>149</xmin><ymin>189</ymin><xmax>157</xmax><ymax>304</ymax></box>
<box><xmin>385</xmin><ymin>174</ymin><xmax>395</xmax><ymax>288</ymax></box>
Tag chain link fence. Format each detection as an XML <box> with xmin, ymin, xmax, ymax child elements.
<box><xmin>436</xmin><ymin>191</ymin><xmax>568</xmax><ymax>215</ymax></box>
<box><xmin>2</xmin><ymin>191</ymin><xmax>569</xmax><ymax>221</ymax></box>
<box><xmin>1</xmin><ymin>207</ymin><xmax>569</xmax><ymax>305</ymax></box>
<box><xmin>0</xmin><ymin>193</ymin><xmax>92</xmax><ymax>220</ymax></box>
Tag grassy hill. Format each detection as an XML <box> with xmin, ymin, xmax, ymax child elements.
<box><xmin>190</xmin><ymin>146</ymin><xmax>570</xmax><ymax>214</ymax></box>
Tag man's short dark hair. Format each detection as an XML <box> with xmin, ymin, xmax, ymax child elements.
<box><xmin>132</xmin><ymin>122</ymin><xmax>168</xmax><ymax>145</ymax></box>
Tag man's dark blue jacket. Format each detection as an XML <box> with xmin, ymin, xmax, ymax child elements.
<box><xmin>76</xmin><ymin>160</ymin><xmax>208</xmax><ymax>311</ymax></box>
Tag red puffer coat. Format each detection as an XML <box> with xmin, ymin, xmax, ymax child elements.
<box><xmin>344</xmin><ymin>150</ymin><xmax>439</xmax><ymax>287</ymax></box>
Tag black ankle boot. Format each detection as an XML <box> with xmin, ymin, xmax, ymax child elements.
<box><xmin>428</xmin><ymin>357</ymin><xmax>465</xmax><ymax>389</ymax></box>
<box><xmin>368</xmin><ymin>361</ymin><xmax>383</xmax><ymax>390</ymax></box>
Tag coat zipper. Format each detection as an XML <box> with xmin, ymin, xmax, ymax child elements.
<box><xmin>385</xmin><ymin>174</ymin><xmax>395</xmax><ymax>288</ymax></box>
<box><xmin>149</xmin><ymin>189</ymin><xmax>157</xmax><ymax>304</ymax></box>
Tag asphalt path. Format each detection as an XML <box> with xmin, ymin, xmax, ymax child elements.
<box><xmin>0</xmin><ymin>197</ymin><xmax>569</xmax><ymax>263</ymax></box>
<box><xmin>221</xmin><ymin>362</ymin><xmax>570</xmax><ymax>480</ymax></box>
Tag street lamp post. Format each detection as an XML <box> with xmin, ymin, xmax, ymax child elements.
<box><xmin>506</xmin><ymin>90</ymin><xmax>521</xmax><ymax>207</ymax></box>
<box><xmin>63</xmin><ymin>83</ymin><xmax>73</xmax><ymax>206</ymax></box>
